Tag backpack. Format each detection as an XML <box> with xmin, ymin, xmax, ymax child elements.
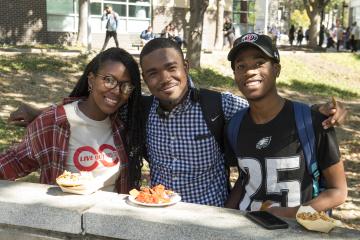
<box><xmin>226</xmin><ymin>101</ymin><xmax>325</xmax><ymax>199</ymax></box>
<box><xmin>141</xmin><ymin>88</ymin><xmax>225</xmax><ymax>151</ymax></box>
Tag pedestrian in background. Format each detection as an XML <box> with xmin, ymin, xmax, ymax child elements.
<box><xmin>289</xmin><ymin>25</ymin><xmax>295</xmax><ymax>46</ymax></box>
<box><xmin>101</xmin><ymin>5</ymin><xmax>120</xmax><ymax>51</ymax></box>
<box><xmin>223</xmin><ymin>17</ymin><xmax>235</xmax><ymax>48</ymax></box>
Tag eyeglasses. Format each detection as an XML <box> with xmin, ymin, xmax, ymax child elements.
<box><xmin>97</xmin><ymin>74</ymin><xmax>135</xmax><ymax>94</ymax></box>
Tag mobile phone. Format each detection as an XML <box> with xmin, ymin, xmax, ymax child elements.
<box><xmin>245</xmin><ymin>211</ymin><xmax>289</xmax><ymax>230</ymax></box>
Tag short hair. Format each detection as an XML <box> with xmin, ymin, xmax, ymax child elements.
<box><xmin>139</xmin><ymin>38</ymin><xmax>184</xmax><ymax>66</ymax></box>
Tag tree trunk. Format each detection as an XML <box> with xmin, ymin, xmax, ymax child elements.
<box><xmin>187</xmin><ymin>0</ymin><xmax>209</xmax><ymax>69</ymax></box>
<box><xmin>214</xmin><ymin>0</ymin><xmax>225</xmax><ymax>50</ymax></box>
<box><xmin>77</xmin><ymin>0</ymin><xmax>88</xmax><ymax>47</ymax></box>
<box><xmin>303</xmin><ymin>0</ymin><xmax>330</xmax><ymax>48</ymax></box>
<box><xmin>308</xmin><ymin>11</ymin><xmax>321</xmax><ymax>47</ymax></box>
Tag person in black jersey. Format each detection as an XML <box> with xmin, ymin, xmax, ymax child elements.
<box><xmin>224</xmin><ymin>33</ymin><xmax>347</xmax><ymax>218</ymax></box>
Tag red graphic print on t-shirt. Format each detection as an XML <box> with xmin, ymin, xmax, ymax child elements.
<box><xmin>73</xmin><ymin>144</ymin><xmax>119</xmax><ymax>171</ymax></box>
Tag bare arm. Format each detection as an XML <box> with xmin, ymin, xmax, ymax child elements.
<box><xmin>224</xmin><ymin>172</ymin><xmax>245</xmax><ymax>209</ymax></box>
<box><xmin>265</xmin><ymin>161</ymin><xmax>347</xmax><ymax>218</ymax></box>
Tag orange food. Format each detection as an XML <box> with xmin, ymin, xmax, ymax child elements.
<box><xmin>129</xmin><ymin>184</ymin><xmax>174</xmax><ymax>204</ymax></box>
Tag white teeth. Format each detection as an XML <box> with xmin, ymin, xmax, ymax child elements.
<box><xmin>246</xmin><ymin>81</ymin><xmax>261</xmax><ymax>87</ymax></box>
<box><xmin>105</xmin><ymin>98</ymin><xmax>117</xmax><ymax>105</ymax></box>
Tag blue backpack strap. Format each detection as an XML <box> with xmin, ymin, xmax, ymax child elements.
<box><xmin>227</xmin><ymin>107</ymin><xmax>248</xmax><ymax>155</ymax></box>
<box><xmin>293</xmin><ymin>101</ymin><xmax>321</xmax><ymax>198</ymax></box>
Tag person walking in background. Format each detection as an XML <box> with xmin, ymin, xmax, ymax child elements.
<box><xmin>289</xmin><ymin>25</ymin><xmax>295</xmax><ymax>46</ymax></box>
<box><xmin>101</xmin><ymin>5</ymin><xmax>120</xmax><ymax>51</ymax></box>
<box><xmin>319</xmin><ymin>25</ymin><xmax>325</xmax><ymax>47</ymax></box>
<box><xmin>305</xmin><ymin>28</ymin><xmax>310</xmax><ymax>44</ymax></box>
<box><xmin>223</xmin><ymin>17</ymin><xmax>235</xmax><ymax>48</ymax></box>
<box><xmin>344</xmin><ymin>27</ymin><xmax>351</xmax><ymax>50</ymax></box>
<box><xmin>335</xmin><ymin>23</ymin><xmax>344</xmax><ymax>51</ymax></box>
<box><xmin>297</xmin><ymin>26</ymin><xmax>304</xmax><ymax>46</ymax></box>
<box><xmin>351</xmin><ymin>22</ymin><xmax>360</xmax><ymax>52</ymax></box>
<box><xmin>140</xmin><ymin>26</ymin><xmax>155</xmax><ymax>45</ymax></box>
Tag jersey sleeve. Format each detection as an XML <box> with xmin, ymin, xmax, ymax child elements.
<box><xmin>311</xmin><ymin>110</ymin><xmax>341</xmax><ymax>171</ymax></box>
<box><xmin>221</xmin><ymin>92</ymin><xmax>248</xmax><ymax>121</ymax></box>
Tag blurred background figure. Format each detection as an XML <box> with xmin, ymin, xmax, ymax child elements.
<box><xmin>101</xmin><ymin>5</ymin><xmax>119</xmax><ymax>51</ymax></box>
<box><xmin>297</xmin><ymin>26</ymin><xmax>304</xmax><ymax>46</ymax></box>
<box><xmin>319</xmin><ymin>25</ymin><xmax>325</xmax><ymax>47</ymax></box>
<box><xmin>140</xmin><ymin>26</ymin><xmax>155</xmax><ymax>45</ymax></box>
<box><xmin>289</xmin><ymin>25</ymin><xmax>295</xmax><ymax>46</ymax></box>
<box><xmin>223</xmin><ymin>17</ymin><xmax>235</xmax><ymax>49</ymax></box>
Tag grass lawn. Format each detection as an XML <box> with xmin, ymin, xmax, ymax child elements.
<box><xmin>0</xmin><ymin>46</ymin><xmax>359</xmax><ymax>229</ymax></box>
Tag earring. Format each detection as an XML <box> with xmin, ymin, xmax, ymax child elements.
<box><xmin>88</xmin><ymin>85</ymin><xmax>93</xmax><ymax>93</ymax></box>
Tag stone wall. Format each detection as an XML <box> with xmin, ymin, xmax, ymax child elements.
<box><xmin>0</xmin><ymin>180</ymin><xmax>359</xmax><ymax>240</ymax></box>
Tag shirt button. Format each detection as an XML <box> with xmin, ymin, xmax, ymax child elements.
<box><xmin>173</xmin><ymin>157</ymin><xmax>177</xmax><ymax>161</ymax></box>
<box><xmin>170</xmin><ymin>135</ymin><xmax>176</xmax><ymax>140</ymax></box>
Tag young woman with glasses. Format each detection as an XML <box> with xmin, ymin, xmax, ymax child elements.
<box><xmin>0</xmin><ymin>48</ymin><xmax>145</xmax><ymax>194</ymax></box>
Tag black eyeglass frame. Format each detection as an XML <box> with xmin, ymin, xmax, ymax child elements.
<box><xmin>96</xmin><ymin>74</ymin><xmax>135</xmax><ymax>94</ymax></box>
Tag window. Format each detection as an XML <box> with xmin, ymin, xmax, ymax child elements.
<box><xmin>47</xmin><ymin>0</ymin><xmax>152</xmax><ymax>33</ymax></box>
<box><xmin>233</xmin><ymin>0</ymin><xmax>256</xmax><ymax>34</ymax></box>
<box><xmin>46</xmin><ymin>0</ymin><xmax>78</xmax><ymax>32</ymax></box>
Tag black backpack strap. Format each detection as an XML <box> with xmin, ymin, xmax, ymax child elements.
<box><xmin>198</xmin><ymin>88</ymin><xmax>225</xmax><ymax>152</ymax></box>
<box><xmin>141</xmin><ymin>95</ymin><xmax>154</xmax><ymax>123</ymax></box>
<box><xmin>141</xmin><ymin>95</ymin><xmax>154</xmax><ymax>160</ymax></box>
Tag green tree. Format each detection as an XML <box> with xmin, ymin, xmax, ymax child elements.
<box><xmin>290</xmin><ymin>9</ymin><xmax>310</xmax><ymax>29</ymax></box>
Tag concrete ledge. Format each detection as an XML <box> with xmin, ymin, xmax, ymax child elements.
<box><xmin>0</xmin><ymin>180</ymin><xmax>98</xmax><ymax>234</ymax></box>
<box><xmin>0</xmin><ymin>180</ymin><xmax>359</xmax><ymax>240</ymax></box>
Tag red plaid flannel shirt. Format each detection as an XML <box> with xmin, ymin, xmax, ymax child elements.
<box><xmin>0</xmin><ymin>102</ymin><xmax>130</xmax><ymax>193</ymax></box>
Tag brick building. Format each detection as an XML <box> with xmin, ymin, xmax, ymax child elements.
<box><xmin>0</xmin><ymin>0</ymin><xmax>279</xmax><ymax>50</ymax></box>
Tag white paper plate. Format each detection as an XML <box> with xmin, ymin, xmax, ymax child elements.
<box><xmin>128</xmin><ymin>193</ymin><xmax>181</xmax><ymax>207</ymax></box>
<box><xmin>59</xmin><ymin>185</ymin><xmax>97</xmax><ymax>195</ymax></box>
<box><xmin>296</xmin><ymin>206</ymin><xmax>341</xmax><ymax>233</ymax></box>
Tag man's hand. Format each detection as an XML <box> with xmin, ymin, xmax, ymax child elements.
<box><xmin>318</xmin><ymin>97</ymin><xmax>348</xmax><ymax>129</ymax></box>
<box><xmin>8</xmin><ymin>103</ymin><xmax>43</xmax><ymax>127</ymax></box>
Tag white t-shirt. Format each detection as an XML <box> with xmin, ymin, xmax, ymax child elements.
<box><xmin>63</xmin><ymin>101</ymin><xmax>120</xmax><ymax>191</ymax></box>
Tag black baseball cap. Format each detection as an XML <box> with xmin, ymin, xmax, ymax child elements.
<box><xmin>228</xmin><ymin>33</ymin><xmax>280</xmax><ymax>69</ymax></box>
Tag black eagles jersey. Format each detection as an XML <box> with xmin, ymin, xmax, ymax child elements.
<box><xmin>234</xmin><ymin>100</ymin><xmax>340</xmax><ymax>211</ymax></box>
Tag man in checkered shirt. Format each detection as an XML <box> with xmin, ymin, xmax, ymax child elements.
<box><xmin>139</xmin><ymin>38</ymin><xmax>248</xmax><ymax>206</ymax></box>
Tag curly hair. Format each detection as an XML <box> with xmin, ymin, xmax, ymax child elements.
<box><xmin>69</xmin><ymin>47</ymin><xmax>144</xmax><ymax>190</ymax></box>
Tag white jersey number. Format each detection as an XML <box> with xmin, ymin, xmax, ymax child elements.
<box><xmin>238</xmin><ymin>156</ymin><xmax>301</xmax><ymax>211</ymax></box>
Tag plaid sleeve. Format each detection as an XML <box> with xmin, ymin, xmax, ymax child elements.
<box><xmin>0</xmin><ymin>108</ymin><xmax>60</xmax><ymax>181</ymax></box>
<box><xmin>0</xmin><ymin>123</ymin><xmax>43</xmax><ymax>181</ymax></box>
<box><xmin>221</xmin><ymin>92</ymin><xmax>249</xmax><ymax>121</ymax></box>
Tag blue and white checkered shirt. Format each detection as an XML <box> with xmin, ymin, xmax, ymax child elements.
<box><xmin>146</xmin><ymin>88</ymin><xmax>248</xmax><ymax>207</ymax></box>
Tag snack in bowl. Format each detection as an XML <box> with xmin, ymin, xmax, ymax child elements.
<box><xmin>296</xmin><ymin>205</ymin><xmax>341</xmax><ymax>233</ymax></box>
<box><xmin>129</xmin><ymin>184</ymin><xmax>178</xmax><ymax>205</ymax></box>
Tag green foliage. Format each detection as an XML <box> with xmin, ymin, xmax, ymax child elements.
<box><xmin>0</xmin><ymin>54</ymin><xmax>88</xmax><ymax>74</ymax></box>
<box><xmin>290</xmin><ymin>9</ymin><xmax>310</xmax><ymax>29</ymax></box>
<box><xmin>189</xmin><ymin>68</ymin><xmax>235</xmax><ymax>88</ymax></box>
<box><xmin>0</xmin><ymin>119</ymin><xmax>24</xmax><ymax>152</ymax></box>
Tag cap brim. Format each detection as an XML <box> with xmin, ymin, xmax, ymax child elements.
<box><xmin>227</xmin><ymin>42</ymin><xmax>277</xmax><ymax>63</ymax></box>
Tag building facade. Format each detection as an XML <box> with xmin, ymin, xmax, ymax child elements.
<box><xmin>0</xmin><ymin>0</ymin><xmax>278</xmax><ymax>50</ymax></box>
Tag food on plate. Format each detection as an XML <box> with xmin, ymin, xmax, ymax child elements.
<box><xmin>56</xmin><ymin>170</ymin><xmax>93</xmax><ymax>187</ymax></box>
<box><xmin>296</xmin><ymin>205</ymin><xmax>341</xmax><ymax>233</ymax></box>
<box><xmin>297</xmin><ymin>211</ymin><xmax>334</xmax><ymax>222</ymax></box>
<box><xmin>129</xmin><ymin>184</ymin><xmax>175</xmax><ymax>204</ymax></box>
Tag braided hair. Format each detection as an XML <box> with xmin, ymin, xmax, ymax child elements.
<box><xmin>69</xmin><ymin>47</ymin><xmax>144</xmax><ymax>190</ymax></box>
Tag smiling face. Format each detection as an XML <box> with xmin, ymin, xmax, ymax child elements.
<box><xmin>233</xmin><ymin>46</ymin><xmax>281</xmax><ymax>102</ymax></box>
<box><xmin>86</xmin><ymin>60</ymin><xmax>132</xmax><ymax>120</ymax></box>
<box><xmin>141</xmin><ymin>47</ymin><xmax>189</xmax><ymax>110</ymax></box>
